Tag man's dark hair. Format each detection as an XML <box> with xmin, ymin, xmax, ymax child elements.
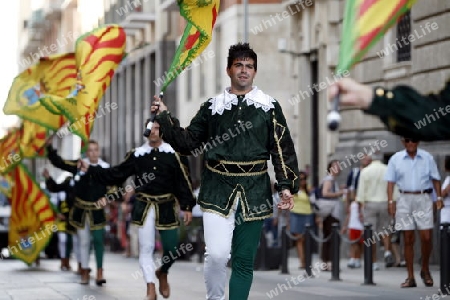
<box><xmin>227</xmin><ymin>43</ymin><xmax>257</xmax><ymax>70</ymax></box>
<box><xmin>88</xmin><ymin>139</ymin><xmax>98</xmax><ymax>145</ymax></box>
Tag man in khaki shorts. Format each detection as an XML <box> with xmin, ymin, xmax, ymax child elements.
<box><xmin>386</xmin><ymin>137</ymin><xmax>443</xmax><ymax>288</ymax></box>
<box><xmin>357</xmin><ymin>152</ymin><xmax>393</xmax><ymax>270</ymax></box>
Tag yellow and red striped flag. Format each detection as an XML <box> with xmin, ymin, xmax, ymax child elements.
<box><xmin>54</xmin><ymin>24</ymin><xmax>126</xmax><ymax>144</ymax></box>
<box><xmin>8</xmin><ymin>163</ymin><xmax>56</xmax><ymax>265</ymax></box>
<box><xmin>0</xmin><ymin>128</ymin><xmax>21</xmax><ymax>175</ymax></box>
<box><xmin>160</xmin><ymin>0</ymin><xmax>220</xmax><ymax>91</ymax></box>
<box><xmin>18</xmin><ymin>120</ymin><xmax>48</xmax><ymax>158</ymax></box>
<box><xmin>337</xmin><ymin>0</ymin><xmax>417</xmax><ymax>73</ymax></box>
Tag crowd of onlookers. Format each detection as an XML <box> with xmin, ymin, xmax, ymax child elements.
<box><xmin>266</xmin><ymin>137</ymin><xmax>449</xmax><ymax>288</ymax></box>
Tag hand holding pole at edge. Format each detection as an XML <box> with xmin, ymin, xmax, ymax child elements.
<box><xmin>327</xmin><ymin>77</ymin><xmax>374</xmax><ymax>131</ymax></box>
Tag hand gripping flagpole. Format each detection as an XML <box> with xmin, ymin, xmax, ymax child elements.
<box><xmin>143</xmin><ymin>91</ymin><xmax>163</xmax><ymax>137</ymax></box>
<box><xmin>327</xmin><ymin>74</ymin><xmax>343</xmax><ymax>131</ymax></box>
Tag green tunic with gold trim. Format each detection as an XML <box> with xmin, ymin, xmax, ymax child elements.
<box><xmin>155</xmin><ymin>87</ymin><xmax>300</xmax><ymax>221</ymax></box>
<box><xmin>85</xmin><ymin>142</ymin><xmax>196</xmax><ymax>230</ymax></box>
<box><xmin>46</xmin><ymin>145</ymin><xmax>114</xmax><ymax>230</ymax></box>
<box><xmin>364</xmin><ymin>79</ymin><xmax>450</xmax><ymax>141</ymax></box>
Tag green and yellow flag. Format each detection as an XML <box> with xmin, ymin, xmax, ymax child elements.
<box><xmin>337</xmin><ymin>0</ymin><xmax>417</xmax><ymax>73</ymax></box>
<box><xmin>3</xmin><ymin>53</ymin><xmax>74</xmax><ymax>131</ymax></box>
<box><xmin>8</xmin><ymin>163</ymin><xmax>56</xmax><ymax>265</ymax></box>
<box><xmin>0</xmin><ymin>174</ymin><xmax>13</xmax><ymax>198</ymax></box>
<box><xmin>160</xmin><ymin>0</ymin><xmax>220</xmax><ymax>91</ymax></box>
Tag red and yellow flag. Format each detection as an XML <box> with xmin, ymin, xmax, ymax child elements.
<box><xmin>161</xmin><ymin>0</ymin><xmax>220</xmax><ymax>91</ymax></box>
<box><xmin>18</xmin><ymin>120</ymin><xmax>48</xmax><ymax>158</ymax></box>
<box><xmin>337</xmin><ymin>0</ymin><xmax>417</xmax><ymax>73</ymax></box>
<box><xmin>0</xmin><ymin>128</ymin><xmax>21</xmax><ymax>175</ymax></box>
<box><xmin>3</xmin><ymin>53</ymin><xmax>74</xmax><ymax>131</ymax></box>
<box><xmin>8</xmin><ymin>163</ymin><xmax>56</xmax><ymax>265</ymax></box>
<box><xmin>53</xmin><ymin>25</ymin><xmax>126</xmax><ymax>143</ymax></box>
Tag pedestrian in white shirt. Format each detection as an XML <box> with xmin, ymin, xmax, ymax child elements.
<box><xmin>357</xmin><ymin>152</ymin><xmax>394</xmax><ymax>271</ymax></box>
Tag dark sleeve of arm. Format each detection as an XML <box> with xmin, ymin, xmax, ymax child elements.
<box><xmin>269</xmin><ymin>101</ymin><xmax>300</xmax><ymax>194</ymax></box>
<box><xmin>46</xmin><ymin>145</ymin><xmax>78</xmax><ymax>174</ymax></box>
<box><xmin>364</xmin><ymin>79</ymin><xmax>450</xmax><ymax>141</ymax></box>
<box><xmin>87</xmin><ymin>152</ymin><xmax>135</xmax><ymax>186</ymax></box>
<box><xmin>174</xmin><ymin>154</ymin><xmax>196</xmax><ymax>212</ymax></box>
<box><xmin>45</xmin><ymin>177</ymin><xmax>67</xmax><ymax>193</ymax></box>
<box><xmin>155</xmin><ymin>103</ymin><xmax>209</xmax><ymax>155</ymax></box>
<box><xmin>346</xmin><ymin>171</ymin><xmax>353</xmax><ymax>188</ymax></box>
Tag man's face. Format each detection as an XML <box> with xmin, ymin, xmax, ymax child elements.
<box><xmin>361</xmin><ymin>155</ymin><xmax>372</xmax><ymax>168</ymax></box>
<box><xmin>86</xmin><ymin>143</ymin><xmax>100</xmax><ymax>162</ymax></box>
<box><xmin>402</xmin><ymin>138</ymin><xmax>419</xmax><ymax>152</ymax></box>
<box><xmin>148</xmin><ymin>121</ymin><xmax>162</xmax><ymax>144</ymax></box>
<box><xmin>226</xmin><ymin>57</ymin><xmax>256</xmax><ymax>91</ymax></box>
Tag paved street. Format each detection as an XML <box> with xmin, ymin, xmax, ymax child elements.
<box><xmin>0</xmin><ymin>252</ymin><xmax>446</xmax><ymax>300</ymax></box>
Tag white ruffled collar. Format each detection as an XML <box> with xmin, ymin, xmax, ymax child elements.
<box><xmin>134</xmin><ymin>141</ymin><xmax>175</xmax><ymax>157</ymax></box>
<box><xmin>82</xmin><ymin>158</ymin><xmax>110</xmax><ymax>168</ymax></box>
<box><xmin>208</xmin><ymin>86</ymin><xmax>276</xmax><ymax>115</ymax></box>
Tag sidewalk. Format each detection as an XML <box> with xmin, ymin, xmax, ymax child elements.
<box><xmin>0</xmin><ymin>253</ymin><xmax>446</xmax><ymax>300</ymax></box>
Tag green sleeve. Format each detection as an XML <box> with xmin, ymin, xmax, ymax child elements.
<box><xmin>364</xmin><ymin>79</ymin><xmax>450</xmax><ymax>141</ymax></box>
<box><xmin>155</xmin><ymin>102</ymin><xmax>209</xmax><ymax>155</ymax></box>
<box><xmin>269</xmin><ymin>101</ymin><xmax>300</xmax><ymax>194</ymax></box>
<box><xmin>174</xmin><ymin>154</ymin><xmax>196</xmax><ymax>212</ymax></box>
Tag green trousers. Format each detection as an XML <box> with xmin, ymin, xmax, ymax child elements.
<box><xmin>92</xmin><ymin>228</ymin><xmax>105</xmax><ymax>268</ymax></box>
<box><xmin>229</xmin><ymin>218</ymin><xmax>263</xmax><ymax>300</ymax></box>
<box><xmin>159</xmin><ymin>228</ymin><xmax>179</xmax><ymax>273</ymax></box>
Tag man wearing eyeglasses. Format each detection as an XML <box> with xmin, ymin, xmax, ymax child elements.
<box><xmin>385</xmin><ymin>137</ymin><xmax>443</xmax><ymax>288</ymax></box>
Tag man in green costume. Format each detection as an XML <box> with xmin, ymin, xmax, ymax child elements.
<box><xmin>152</xmin><ymin>43</ymin><xmax>299</xmax><ymax>300</ymax></box>
<box><xmin>46</xmin><ymin>139</ymin><xmax>113</xmax><ymax>286</ymax></box>
<box><xmin>78</xmin><ymin>120</ymin><xmax>195</xmax><ymax>300</ymax></box>
<box><xmin>329</xmin><ymin>77</ymin><xmax>450</xmax><ymax>141</ymax></box>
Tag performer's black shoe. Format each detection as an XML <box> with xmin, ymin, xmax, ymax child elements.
<box><xmin>95</xmin><ymin>268</ymin><xmax>106</xmax><ymax>286</ymax></box>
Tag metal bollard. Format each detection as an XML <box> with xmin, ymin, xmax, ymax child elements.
<box><xmin>304</xmin><ymin>223</ymin><xmax>313</xmax><ymax>277</ymax></box>
<box><xmin>330</xmin><ymin>223</ymin><xmax>341</xmax><ymax>281</ymax></box>
<box><xmin>440</xmin><ymin>223</ymin><xmax>450</xmax><ymax>295</ymax></box>
<box><xmin>197</xmin><ymin>229</ymin><xmax>204</xmax><ymax>263</ymax></box>
<box><xmin>280</xmin><ymin>225</ymin><xmax>289</xmax><ymax>274</ymax></box>
<box><xmin>259</xmin><ymin>230</ymin><xmax>268</xmax><ymax>271</ymax></box>
<box><xmin>362</xmin><ymin>223</ymin><xmax>376</xmax><ymax>285</ymax></box>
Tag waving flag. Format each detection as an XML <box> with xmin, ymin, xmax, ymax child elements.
<box><xmin>18</xmin><ymin>120</ymin><xmax>48</xmax><ymax>158</ymax></box>
<box><xmin>3</xmin><ymin>53</ymin><xmax>75</xmax><ymax>131</ymax></box>
<box><xmin>0</xmin><ymin>128</ymin><xmax>21</xmax><ymax>175</ymax></box>
<box><xmin>160</xmin><ymin>0</ymin><xmax>220</xmax><ymax>91</ymax></box>
<box><xmin>8</xmin><ymin>163</ymin><xmax>56</xmax><ymax>265</ymax></box>
<box><xmin>337</xmin><ymin>0</ymin><xmax>417</xmax><ymax>73</ymax></box>
<box><xmin>0</xmin><ymin>174</ymin><xmax>13</xmax><ymax>198</ymax></box>
<box><xmin>38</xmin><ymin>53</ymin><xmax>78</xmax><ymax>115</ymax></box>
<box><xmin>53</xmin><ymin>25</ymin><xmax>126</xmax><ymax>143</ymax></box>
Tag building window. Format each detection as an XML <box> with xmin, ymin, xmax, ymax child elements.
<box><xmin>396</xmin><ymin>10</ymin><xmax>411</xmax><ymax>62</ymax></box>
